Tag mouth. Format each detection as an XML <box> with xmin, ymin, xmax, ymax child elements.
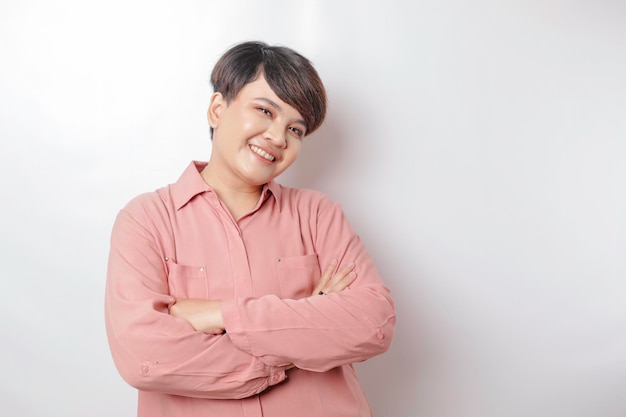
<box><xmin>249</xmin><ymin>144</ymin><xmax>276</xmax><ymax>162</ymax></box>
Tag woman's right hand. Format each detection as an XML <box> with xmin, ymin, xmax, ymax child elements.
<box><xmin>312</xmin><ymin>260</ymin><xmax>357</xmax><ymax>296</ymax></box>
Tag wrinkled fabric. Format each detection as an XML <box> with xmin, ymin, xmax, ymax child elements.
<box><xmin>105</xmin><ymin>161</ymin><xmax>396</xmax><ymax>417</ymax></box>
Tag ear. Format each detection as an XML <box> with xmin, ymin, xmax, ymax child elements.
<box><xmin>207</xmin><ymin>92</ymin><xmax>226</xmax><ymax>129</ymax></box>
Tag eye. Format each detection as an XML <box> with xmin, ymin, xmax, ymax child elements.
<box><xmin>289</xmin><ymin>126</ymin><xmax>304</xmax><ymax>138</ymax></box>
<box><xmin>289</xmin><ymin>127</ymin><xmax>304</xmax><ymax>139</ymax></box>
<box><xmin>258</xmin><ymin>107</ymin><xmax>272</xmax><ymax>117</ymax></box>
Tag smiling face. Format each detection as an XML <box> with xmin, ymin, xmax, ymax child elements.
<box><xmin>204</xmin><ymin>74</ymin><xmax>307</xmax><ymax>191</ymax></box>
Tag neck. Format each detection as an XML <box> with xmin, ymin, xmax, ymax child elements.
<box><xmin>200</xmin><ymin>163</ymin><xmax>263</xmax><ymax>220</ymax></box>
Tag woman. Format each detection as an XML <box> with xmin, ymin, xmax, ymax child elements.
<box><xmin>105</xmin><ymin>40</ymin><xmax>396</xmax><ymax>417</ymax></box>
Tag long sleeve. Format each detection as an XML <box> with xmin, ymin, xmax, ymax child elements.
<box><xmin>104</xmin><ymin>199</ymin><xmax>286</xmax><ymax>399</ymax></box>
<box><xmin>221</xmin><ymin>196</ymin><xmax>396</xmax><ymax>371</ymax></box>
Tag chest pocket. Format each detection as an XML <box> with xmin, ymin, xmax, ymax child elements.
<box><xmin>276</xmin><ymin>254</ymin><xmax>321</xmax><ymax>299</ymax></box>
<box><xmin>167</xmin><ymin>260</ymin><xmax>208</xmax><ymax>299</ymax></box>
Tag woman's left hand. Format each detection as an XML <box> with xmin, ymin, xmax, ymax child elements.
<box><xmin>312</xmin><ymin>260</ymin><xmax>357</xmax><ymax>296</ymax></box>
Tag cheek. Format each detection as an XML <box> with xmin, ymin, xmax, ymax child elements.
<box><xmin>242</xmin><ymin>116</ymin><xmax>260</xmax><ymax>131</ymax></box>
<box><xmin>283</xmin><ymin>143</ymin><xmax>302</xmax><ymax>164</ymax></box>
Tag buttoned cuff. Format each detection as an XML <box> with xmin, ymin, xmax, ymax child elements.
<box><xmin>221</xmin><ymin>299</ymin><xmax>252</xmax><ymax>355</ymax></box>
<box><xmin>268</xmin><ymin>368</ymin><xmax>286</xmax><ymax>386</ymax></box>
<box><xmin>222</xmin><ymin>300</ymin><xmax>287</xmax><ymax>386</ymax></box>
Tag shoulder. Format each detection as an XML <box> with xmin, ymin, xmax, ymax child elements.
<box><xmin>276</xmin><ymin>184</ymin><xmax>342</xmax><ymax>214</ymax></box>
<box><xmin>117</xmin><ymin>185</ymin><xmax>174</xmax><ymax>227</ymax></box>
<box><xmin>122</xmin><ymin>189</ymin><xmax>163</xmax><ymax>213</ymax></box>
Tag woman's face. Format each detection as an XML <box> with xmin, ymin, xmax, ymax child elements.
<box><xmin>207</xmin><ymin>75</ymin><xmax>307</xmax><ymax>189</ymax></box>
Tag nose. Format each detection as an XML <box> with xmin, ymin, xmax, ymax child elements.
<box><xmin>263</xmin><ymin>123</ymin><xmax>287</xmax><ymax>148</ymax></box>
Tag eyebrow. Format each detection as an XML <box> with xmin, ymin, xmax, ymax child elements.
<box><xmin>254</xmin><ymin>97</ymin><xmax>306</xmax><ymax>128</ymax></box>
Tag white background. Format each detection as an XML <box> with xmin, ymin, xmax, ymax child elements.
<box><xmin>1</xmin><ymin>1</ymin><xmax>625</xmax><ymax>416</ymax></box>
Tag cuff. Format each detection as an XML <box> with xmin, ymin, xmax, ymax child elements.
<box><xmin>268</xmin><ymin>368</ymin><xmax>287</xmax><ymax>386</ymax></box>
<box><xmin>221</xmin><ymin>298</ymin><xmax>252</xmax><ymax>355</ymax></box>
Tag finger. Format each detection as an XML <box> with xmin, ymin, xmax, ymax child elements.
<box><xmin>327</xmin><ymin>270</ymin><xmax>357</xmax><ymax>294</ymax></box>
<box><xmin>312</xmin><ymin>259</ymin><xmax>337</xmax><ymax>296</ymax></box>
<box><xmin>323</xmin><ymin>262</ymin><xmax>356</xmax><ymax>294</ymax></box>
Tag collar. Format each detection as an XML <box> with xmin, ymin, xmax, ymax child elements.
<box><xmin>171</xmin><ymin>161</ymin><xmax>282</xmax><ymax>210</ymax></box>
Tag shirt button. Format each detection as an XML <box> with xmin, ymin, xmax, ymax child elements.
<box><xmin>376</xmin><ymin>328</ymin><xmax>385</xmax><ymax>341</ymax></box>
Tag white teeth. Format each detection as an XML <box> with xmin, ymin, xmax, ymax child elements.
<box><xmin>250</xmin><ymin>145</ymin><xmax>275</xmax><ymax>162</ymax></box>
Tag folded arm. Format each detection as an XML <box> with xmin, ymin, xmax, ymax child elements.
<box><xmin>221</xmin><ymin>197</ymin><xmax>396</xmax><ymax>372</ymax></box>
<box><xmin>105</xmin><ymin>206</ymin><xmax>287</xmax><ymax>399</ymax></box>
<box><xmin>169</xmin><ymin>260</ymin><xmax>358</xmax><ymax>332</ymax></box>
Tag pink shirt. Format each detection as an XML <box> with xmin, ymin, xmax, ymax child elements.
<box><xmin>105</xmin><ymin>161</ymin><xmax>396</xmax><ymax>417</ymax></box>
